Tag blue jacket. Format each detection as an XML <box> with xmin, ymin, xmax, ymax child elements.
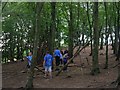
<box><xmin>54</xmin><ymin>49</ymin><xmax>61</xmax><ymax>57</ymax></box>
<box><xmin>44</xmin><ymin>54</ymin><xmax>53</xmax><ymax>67</ymax></box>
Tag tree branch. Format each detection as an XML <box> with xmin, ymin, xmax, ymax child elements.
<box><xmin>56</xmin><ymin>39</ymin><xmax>92</xmax><ymax>76</ymax></box>
<box><xmin>2</xmin><ymin>2</ymin><xmax>8</xmax><ymax>11</ymax></box>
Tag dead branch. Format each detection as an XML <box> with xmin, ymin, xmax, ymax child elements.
<box><xmin>35</xmin><ymin>66</ymin><xmax>45</xmax><ymax>74</ymax></box>
<box><xmin>56</xmin><ymin>39</ymin><xmax>92</xmax><ymax>76</ymax></box>
<box><xmin>24</xmin><ymin>57</ymin><xmax>45</xmax><ymax>74</ymax></box>
<box><xmin>2</xmin><ymin>2</ymin><xmax>8</xmax><ymax>11</ymax></box>
<box><xmin>112</xmin><ymin>63</ymin><xmax>120</xmax><ymax>68</ymax></box>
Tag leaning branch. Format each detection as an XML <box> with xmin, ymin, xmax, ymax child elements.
<box><xmin>2</xmin><ymin>2</ymin><xmax>8</xmax><ymax>11</ymax></box>
<box><xmin>25</xmin><ymin>57</ymin><xmax>45</xmax><ymax>74</ymax></box>
<box><xmin>35</xmin><ymin>66</ymin><xmax>45</xmax><ymax>74</ymax></box>
<box><xmin>56</xmin><ymin>39</ymin><xmax>92</xmax><ymax>76</ymax></box>
<box><xmin>112</xmin><ymin>63</ymin><xmax>120</xmax><ymax>68</ymax></box>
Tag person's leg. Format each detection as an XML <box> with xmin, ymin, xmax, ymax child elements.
<box><xmin>65</xmin><ymin>61</ymin><xmax>67</xmax><ymax>70</ymax></box>
<box><xmin>52</xmin><ymin>61</ymin><xmax>54</xmax><ymax>70</ymax></box>
<box><xmin>63</xmin><ymin>61</ymin><xmax>67</xmax><ymax>71</ymax></box>
<box><xmin>27</xmin><ymin>63</ymin><xmax>30</xmax><ymax>68</ymax></box>
<box><xmin>44</xmin><ymin>66</ymin><xmax>48</xmax><ymax>78</ymax></box>
<box><xmin>58</xmin><ymin>56</ymin><xmax>60</xmax><ymax>66</ymax></box>
<box><xmin>61</xmin><ymin>59</ymin><xmax>63</xmax><ymax>65</ymax></box>
<box><xmin>56</xmin><ymin>56</ymin><xmax>59</xmax><ymax>66</ymax></box>
<box><xmin>48</xmin><ymin>66</ymin><xmax>52</xmax><ymax>79</ymax></box>
<box><xmin>63</xmin><ymin>61</ymin><xmax>65</xmax><ymax>70</ymax></box>
<box><xmin>55</xmin><ymin>56</ymin><xmax>59</xmax><ymax>71</ymax></box>
<box><xmin>55</xmin><ymin>56</ymin><xmax>58</xmax><ymax>66</ymax></box>
<box><xmin>60</xmin><ymin>59</ymin><xmax>62</xmax><ymax>65</ymax></box>
<box><xmin>61</xmin><ymin>59</ymin><xmax>62</xmax><ymax>65</ymax></box>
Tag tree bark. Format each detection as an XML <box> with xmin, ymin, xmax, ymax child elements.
<box><xmin>68</xmin><ymin>2</ymin><xmax>74</xmax><ymax>61</ymax></box>
<box><xmin>86</xmin><ymin>2</ymin><xmax>93</xmax><ymax>56</ymax></box>
<box><xmin>49</xmin><ymin>2</ymin><xmax>56</xmax><ymax>55</ymax></box>
<box><xmin>100</xmin><ymin>33</ymin><xmax>103</xmax><ymax>50</ymax></box>
<box><xmin>116</xmin><ymin>2</ymin><xmax>120</xmax><ymax>88</ymax></box>
<box><xmin>91</xmin><ymin>2</ymin><xmax>100</xmax><ymax>75</ymax></box>
<box><xmin>104</xmin><ymin>2</ymin><xmax>109</xmax><ymax>69</ymax></box>
<box><xmin>25</xmin><ymin>2</ymin><xmax>44</xmax><ymax>89</ymax></box>
<box><xmin>114</xmin><ymin>3</ymin><xmax>118</xmax><ymax>56</ymax></box>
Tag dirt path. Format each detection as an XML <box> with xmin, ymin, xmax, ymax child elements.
<box><xmin>2</xmin><ymin>46</ymin><xmax>118</xmax><ymax>88</ymax></box>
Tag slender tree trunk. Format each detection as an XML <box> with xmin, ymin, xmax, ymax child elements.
<box><xmin>114</xmin><ymin>3</ymin><xmax>118</xmax><ymax>55</ymax></box>
<box><xmin>68</xmin><ymin>2</ymin><xmax>74</xmax><ymax>62</ymax></box>
<box><xmin>116</xmin><ymin>37</ymin><xmax>120</xmax><ymax>87</ymax></box>
<box><xmin>91</xmin><ymin>2</ymin><xmax>100</xmax><ymax>75</ymax></box>
<box><xmin>49</xmin><ymin>2</ymin><xmax>56</xmax><ymax>54</ymax></box>
<box><xmin>81</xmin><ymin>32</ymin><xmax>85</xmax><ymax>46</ymax></box>
<box><xmin>116</xmin><ymin>2</ymin><xmax>120</xmax><ymax>59</ymax></box>
<box><xmin>56</xmin><ymin>16</ymin><xmax>61</xmax><ymax>48</ymax></box>
<box><xmin>17</xmin><ymin>45</ymin><xmax>20</xmax><ymax>60</ymax></box>
<box><xmin>104</xmin><ymin>2</ymin><xmax>109</xmax><ymax>69</ymax></box>
<box><xmin>100</xmin><ymin>33</ymin><xmax>103</xmax><ymax>50</ymax></box>
<box><xmin>109</xmin><ymin>27</ymin><xmax>114</xmax><ymax>50</ymax></box>
<box><xmin>25</xmin><ymin>2</ymin><xmax>44</xmax><ymax>89</ymax></box>
<box><xmin>9</xmin><ymin>35</ymin><xmax>15</xmax><ymax>61</ymax></box>
<box><xmin>86</xmin><ymin>2</ymin><xmax>93</xmax><ymax>56</ymax></box>
<box><xmin>116</xmin><ymin>2</ymin><xmax>120</xmax><ymax>88</ymax></box>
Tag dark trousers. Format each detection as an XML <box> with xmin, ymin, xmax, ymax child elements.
<box><xmin>60</xmin><ymin>59</ymin><xmax>63</xmax><ymax>65</ymax></box>
<box><xmin>26</xmin><ymin>63</ymin><xmax>30</xmax><ymax>68</ymax></box>
<box><xmin>63</xmin><ymin>61</ymin><xmax>67</xmax><ymax>70</ymax></box>
<box><xmin>55</xmin><ymin>56</ymin><xmax>60</xmax><ymax>66</ymax></box>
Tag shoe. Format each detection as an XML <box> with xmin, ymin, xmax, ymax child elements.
<box><xmin>44</xmin><ymin>76</ymin><xmax>47</xmax><ymax>79</ymax></box>
<box><xmin>21</xmin><ymin>70</ymin><xmax>26</xmax><ymax>73</ymax></box>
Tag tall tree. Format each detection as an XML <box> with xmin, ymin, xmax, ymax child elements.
<box><xmin>91</xmin><ymin>2</ymin><xmax>100</xmax><ymax>75</ymax></box>
<box><xmin>116</xmin><ymin>2</ymin><xmax>120</xmax><ymax>88</ymax></box>
<box><xmin>113</xmin><ymin>3</ymin><xmax>119</xmax><ymax>56</ymax></box>
<box><xmin>25</xmin><ymin>2</ymin><xmax>44</xmax><ymax>89</ymax></box>
<box><xmin>86</xmin><ymin>2</ymin><xmax>93</xmax><ymax>55</ymax></box>
<box><xmin>68</xmin><ymin>2</ymin><xmax>74</xmax><ymax>60</ymax></box>
<box><xmin>104</xmin><ymin>2</ymin><xmax>109</xmax><ymax>69</ymax></box>
<box><xmin>49</xmin><ymin>2</ymin><xmax>56</xmax><ymax>54</ymax></box>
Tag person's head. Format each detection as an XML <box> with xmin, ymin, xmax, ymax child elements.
<box><xmin>60</xmin><ymin>50</ymin><xmax>63</xmax><ymax>54</ymax></box>
<box><xmin>56</xmin><ymin>47</ymin><xmax>58</xmax><ymax>50</ymax></box>
<box><xmin>29</xmin><ymin>52</ymin><xmax>32</xmax><ymax>56</ymax></box>
<box><xmin>46</xmin><ymin>51</ymin><xmax>49</xmax><ymax>54</ymax></box>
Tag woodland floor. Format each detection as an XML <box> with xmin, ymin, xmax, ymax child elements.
<box><xmin>2</xmin><ymin>46</ymin><xmax>119</xmax><ymax>88</ymax></box>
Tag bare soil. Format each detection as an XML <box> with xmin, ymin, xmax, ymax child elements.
<box><xmin>2</xmin><ymin>46</ymin><xmax>119</xmax><ymax>88</ymax></box>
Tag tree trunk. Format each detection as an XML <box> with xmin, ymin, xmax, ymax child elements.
<box><xmin>91</xmin><ymin>2</ymin><xmax>100</xmax><ymax>75</ymax></box>
<box><xmin>116</xmin><ymin>2</ymin><xmax>120</xmax><ymax>88</ymax></box>
<box><xmin>68</xmin><ymin>2</ymin><xmax>73</xmax><ymax>61</ymax></box>
<box><xmin>86</xmin><ymin>2</ymin><xmax>93</xmax><ymax>56</ymax></box>
<box><xmin>117</xmin><ymin>38</ymin><xmax>120</xmax><ymax>88</ymax></box>
<box><xmin>109</xmin><ymin>27</ymin><xmax>114</xmax><ymax>50</ymax></box>
<box><xmin>100</xmin><ymin>33</ymin><xmax>103</xmax><ymax>50</ymax></box>
<box><xmin>49</xmin><ymin>2</ymin><xmax>56</xmax><ymax>55</ymax></box>
<box><xmin>104</xmin><ymin>2</ymin><xmax>109</xmax><ymax>69</ymax></box>
<box><xmin>81</xmin><ymin>32</ymin><xmax>85</xmax><ymax>46</ymax></box>
<box><xmin>25</xmin><ymin>2</ymin><xmax>44</xmax><ymax>89</ymax></box>
<box><xmin>114</xmin><ymin>3</ymin><xmax>118</xmax><ymax>56</ymax></box>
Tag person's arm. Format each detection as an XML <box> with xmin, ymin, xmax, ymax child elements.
<box><xmin>59</xmin><ymin>50</ymin><xmax>61</xmax><ymax>56</ymax></box>
<box><xmin>43</xmin><ymin>60</ymin><xmax>45</xmax><ymax>67</ymax></box>
<box><xmin>26</xmin><ymin>56</ymin><xmax>30</xmax><ymax>62</ymax></box>
<box><xmin>52</xmin><ymin>57</ymin><xmax>55</xmax><ymax>66</ymax></box>
<box><xmin>54</xmin><ymin>50</ymin><xmax>56</xmax><ymax>56</ymax></box>
<box><xmin>43</xmin><ymin>56</ymin><xmax>46</xmax><ymax>67</ymax></box>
